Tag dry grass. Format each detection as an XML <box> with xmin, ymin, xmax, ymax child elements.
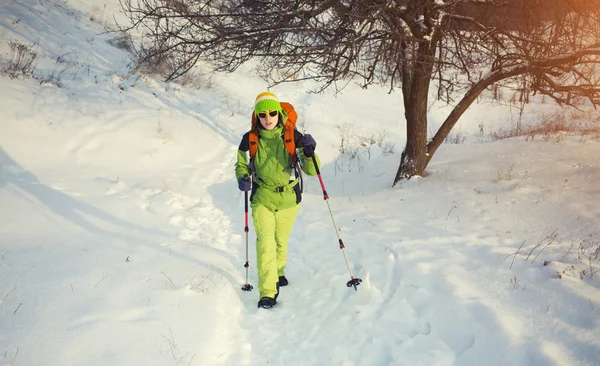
<box><xmin>491</xmin><ymin>110</ymin><xmax>600</xmax><ymax>141</ymax></box>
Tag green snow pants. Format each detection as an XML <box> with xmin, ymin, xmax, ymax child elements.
<box><xmin>252</xmin><ymin>203</ymin><xmax>301</xmax><ymax>299</ymax></box>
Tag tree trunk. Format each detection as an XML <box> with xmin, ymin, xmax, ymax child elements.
<box><xmin>393</xmin><ymin>44</ymin><xmax>435</xmax><ymax>186</ymax></box>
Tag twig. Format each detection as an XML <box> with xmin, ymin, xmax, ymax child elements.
<box><xmin>509</xmin><ymin>171</ymin><xmax>530</xmax><ymax>190</ymax></box>
<box><xmin>503</xmin><ymin>240</ymin><xmax>526</xmax><ymax>270</ymax></box>
<box><xmin>94</xmin><ymin>276</ymin><xmax>108</xmax><ymax>288</ymax></box>
<box><xmin>445</xmin><ymin>201</ymin><xmax>457</xmax><ymax>220</ymax></box>
<box><xmin>511</xmin><ymin>276</ymin><xmax>520</xmax><ymax>289</ymax></box>
<box><xmin>2</xmin><ymin>286</ymin><xmax>17</xmax><ymax>302</ymax></box>
<box><xmin>526</xmin><ymin>227</ymin><xmax>558</xmax><ymax>262</ymax></box>
<box><xmin>14</xmin><ymin>302</ymin><xmax>23</xmax><ymax>314</ymax></box>
<box><xmin>559</xmin><ymin>239</ymin><xmax>576</xmax><ymax>262</ymax></box>
<box><xmin>511</xmin><ymin>240</ymin><xmax>526</xmax><ymax>269</ymax></box>
<box><xmin>532</xmin><ymin>240</ymin><xmax>554</xmax><ymax>263</ymax></box>
<box><xmin>161</xmin><ymin>271</ymin><xmax>175</xmax><ymax>288</ymax></box>
<box><xmin>526</xmin><ymin>239</ymin><xmax>542</xmax><ymax>261</ymax></box>
<box><xmin>162</xmin><ymin>323</ymin><xmax>182</xmax><ymax>362</ymax></box>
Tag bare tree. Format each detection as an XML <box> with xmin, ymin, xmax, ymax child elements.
<box><xmin>119</xmin><ymin>0</ymin><xmax>600</xmax><ymax>185</ymax></box>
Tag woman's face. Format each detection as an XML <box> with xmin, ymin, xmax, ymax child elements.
<box><xmin>258</xmin><ymin>110</ymin><xmax>279</xmax><ymax>130</ymax></box>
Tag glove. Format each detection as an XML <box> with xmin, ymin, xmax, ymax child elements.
<box><xmin>300</xmin><ymin>134</ymin><xmax>317</xmax><ymax>157</ymax></box>
<box><xmin>238</xmin><ymin>176</ymin><xmax>251</xmax><ymax>192</ymax></box>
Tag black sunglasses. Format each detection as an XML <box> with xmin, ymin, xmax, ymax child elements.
<box><xmin>258</xmin><ymin>110</ymin><xmax>278</xmax><ymax>118</ymax></box>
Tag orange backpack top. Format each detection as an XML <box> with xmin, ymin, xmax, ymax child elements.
<box><xmin>248</xmin><ymin>102</ymin><xmax>299</xmax><ymax>163</ymax></box>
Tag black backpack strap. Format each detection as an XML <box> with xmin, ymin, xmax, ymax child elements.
<box><xmin>293</xmin><ymin>129</ymin><xmax>303</xmax><ymax>148</ymax></box>
<box><xmin>291</xmin><ymin>129</ymin><xmax>303</xmax><ymax>193</ymax></box>
<box><xmin>239</xmin><ymin>131</ymin><xmax>258</xmax><ymax>193</ymax></box>
<box><xmin>239</xmin><ymin>131</ymin><xmax>250</xmax><ymax>152</ymax></box>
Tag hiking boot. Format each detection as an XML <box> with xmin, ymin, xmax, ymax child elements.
<box><xmin>274</xmin><ymin>281</ymin><xmax>280</xmax><ymax>300</ymax></box>
<box><xmin>257</xmin><ymin>297</ymin><xmax>277</xmax><ymax>309</ymax></box>
<box><xmin>278</xmin><ymin>276</ymin><xmax>288</xmax><ymax>286</ymax></box>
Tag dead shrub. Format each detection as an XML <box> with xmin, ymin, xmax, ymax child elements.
<box><xmin>444</xmin><ymin>132</ymin><xmax>467</xmax><ymax>144</ymax></box>
<box><xmin>132</xmin><ymin>45</ymin><xmax>213</xmax><ymax>89</ymax></box>
<box><xmin>176</xmin><ymin>70</ymin><xmax>213</xmax><ymax>89</ymax></box>
<box><xmin>133</xmin><ymin>45</ymin><xmax>175</xmax><ymax>78</ymax></box>
<box><xmin>578</xmin><ymin>239</ymin><xmax>600</xmax><ymax>279</ymax></box>
<box><xmin>107</xmin><ymin>31</ymin><xmax>134</xmax><ymax>53</ymax></box>
<box><xmin>495</xmin><ymin>164</ymin><xmax>515</xmax><ymax>181</ymax></box>
<box><xmin>2</xmin><ymin>40</ymin><xmax>37</xmax><ymax>78</ymax></box>
<box><xmin>34</xmin><ymin>67</ymin><xmax>66</xmax><ymax>88</ymax></box>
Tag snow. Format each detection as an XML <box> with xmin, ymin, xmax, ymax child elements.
<box><xmin>1</xmin><ymin>1</ymin><xmax>600</xmax><ymax>365</ymax></box>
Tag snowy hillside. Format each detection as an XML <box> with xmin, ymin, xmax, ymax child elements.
<box><xmin>1</xmin><ymin>1</ymin><xmax>599</xmax><ymax>365</ymax></box>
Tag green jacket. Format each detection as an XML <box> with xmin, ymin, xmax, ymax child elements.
<box><xmin>235</xmin><ymin>124</ymin><xmax>320</xmax><ymax>212</ymax></box>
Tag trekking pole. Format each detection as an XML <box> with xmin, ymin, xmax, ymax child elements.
<box><xmin>311</xmin><ymin>155</ymin><xmax>362</xmax><ymax>291</ymax></box>
<box><xmin>241</xmin><ymin>174</ymin><xmax>253</xmax><ymax>291</ymax></box>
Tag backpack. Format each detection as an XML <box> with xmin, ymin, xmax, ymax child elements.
<box><xmin>248</xmin><ymin>102</ymin><xmax>299</xmax><ymax>163</ymax></box>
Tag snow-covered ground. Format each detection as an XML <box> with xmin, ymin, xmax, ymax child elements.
<box><xmin>1</xmin><ymin>1</ymin><xmax>599</xmax><ymax>365</ymax></box>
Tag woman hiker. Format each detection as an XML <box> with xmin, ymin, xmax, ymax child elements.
<box><xmin>235</xmin><ymin>91</ymin><xmax>319</xmax><ymax>309</ymax></box>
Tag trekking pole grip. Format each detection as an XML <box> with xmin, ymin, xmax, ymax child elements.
<box><xmin>311</xmin><ymin>155</ymin><xmax>321</xmax><ymax>175</ymax></box>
